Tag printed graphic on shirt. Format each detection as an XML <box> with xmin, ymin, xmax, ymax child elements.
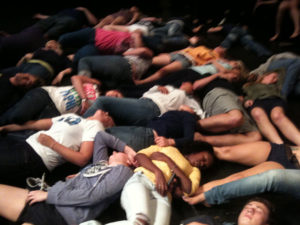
<box><xmin>60</xmin><ymin>88</ymin><xmax>81</xmax><ymax>111</ymax></box>
<box><xmin>58</xmin><ymin>115</ymin><xmax>82</xmax><ymax>125</ymax></box>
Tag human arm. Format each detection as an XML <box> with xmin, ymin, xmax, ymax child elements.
<box><xmin>244</xmin><ymin>99</ymin><xmax>254</xmax><ymax>108</ymax></box>
<box><xmin>126</xmin><ymin>11</ymin><xmax>141</xmax><ymax>25</ymax></box>
<box><xmin>150</xmin><ymin>152</ymin><xmax>192</xmax><ymax>194</ymax></box>
<box><xmin>37</xmin><ymin>133</ymin><xmax>94</xmax><ymax>167</ymax></box>
<box><xmin>192</xmin><ymin>73</ymin><xmax>220</xmax><ymax>90</ymax></box>
<box><xmin>123</xmin><ymin>47</ymin><xmax>153</xmax><ymax>59</ymax></box>
<box><xmin>16</xmin><ymin>53</ymin><xmax>34</xmax><ymax>66</ymax></box>
<box><xmin>33</xmin><ymin>13</ymin><xmax>50</xmax><ymax>20</ymax></box>
<box><xmin>71</xmin><ymin>75</ymin><xmax>101</xmax><ymax>114</ymax></box>
<box><xmin>0</xmin><ymin>118</ymin><xmax>52</xmax><ymax>133</ymax></box>
<box><xmin>76</xmin><ymin>7</ymin><xmax>99</xmax><ymax>26</ymax></box>
<box><xmin>135</xmin><ymin>153</ymin><xmax>168</xmax><ymax>196</ymax></box>
<box><xmin>51</xmin><ymin>67</ymin><xmax>72</xmax><ymax>85</ymax></box>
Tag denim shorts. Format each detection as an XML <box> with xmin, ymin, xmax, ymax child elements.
<box><xmin>170</xmin><ymin>53</ymin><xmax>192</xmax><ymax>68</ymax></box>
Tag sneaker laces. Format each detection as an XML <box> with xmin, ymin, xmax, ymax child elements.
<box><xmin>26</xmin><ymin>173</ymin><xmax>50</xmax><ymax>191</ymax></box>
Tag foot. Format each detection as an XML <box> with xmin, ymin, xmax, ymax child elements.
<box><xmin>270</xmin><ymin>33</ymin><xmax>279</xmax><ymax>41</ymax></box>
<box><xmin>290</xmin><ymin>31</ymin><xmax>300</xmax><ymax>39</ymax></box>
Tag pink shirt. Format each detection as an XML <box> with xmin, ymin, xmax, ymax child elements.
<box><xmin>94</xmin><ymin>28</ymin><xmax>132</xmax><ymax>54</ymax></box>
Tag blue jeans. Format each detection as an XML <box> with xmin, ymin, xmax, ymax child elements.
<box><xmin>267</xmin><ymin>58</ymin><xmax>300</xmax><ymax>97</ymax></box>
<box><xmin>58</xmin><ymin>27</ymin><xmax>99</xmax><ymax>66</ymax></box>
<box><xmin>106</xmin><ymin>126</ymin><xmax>154</xmax><ymax>151</ymax></box>
<box><xmin>220</xmin><ymin>26</ymin><xmax>271</xmax><ymax>57</ymax></box>
<box><xmin>83</xmin><ymin>97</ymin><xmax>161</xmax><ymax>126</ymax></box>
<box><xmin>204</xmin><ymin>169</ymin><xmax>300</xmax><ymax>205</ymax></box>
<box><xmin>78</xmin><ymin>55</ymin><xmax>133</xmax><ymax>89</ymax></box>
<box><xmin>0</xmin><ymin>88</ymin><xmax>59</xmax><ymax>126</ymax></box>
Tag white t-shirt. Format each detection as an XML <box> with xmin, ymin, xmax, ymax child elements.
<box><xmin>142</xmin><ymin>85</ymin><xmax>205</xmax><ymax>119</ymax></box>
<box><xmin>26</xmin><ymin>113</ymin><xmax>104</xmax><ymax>171</ymax></box>
<box><xmin>42</xmin><ymin>84</ymin><xmax>99</xmax><ymax>114</ymax></box>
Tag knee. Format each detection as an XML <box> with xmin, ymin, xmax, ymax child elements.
<box><xmin>250</xmin><ymin>107</ymin><xmax>265</xmax><ymax>122</ymax></box>
<box><xmin>227</xmin><ymin>110</ymin><xmax>244</xmax><ymax>128</ymax></box>
<box><xmin>133</xmin><ymin>213</ymin><xmax>151</xmax><ymax>225</ymax></box>
<box><xmin>246</xmin><ymin>131</ymin><xmax>262</xmax><ymax>142</ymax></box>
<box><xmin>270</xmin><ymin>108</ymin><xmax>285</xmax><ymax>123</ymax></box>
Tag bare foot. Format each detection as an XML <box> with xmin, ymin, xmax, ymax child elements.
<box><xmin>290</xmin><ymin>31</ymin><xmax>300</xmax><ymax>39</ymax></box>
<box><xmin>270</xmin><ymin>33</ymin><xmax>279</xmax><ymax>41</ymax></box>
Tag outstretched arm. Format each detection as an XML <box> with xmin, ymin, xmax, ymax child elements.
<box><xmin>76</xmin><ymin>7</ymin><xmax>99</xmax><ymax>26</ymax></box>
<box><xmin>0</xmin><ymin>118</ymin><xmax>52</xmax><ymax>133</ymax></box>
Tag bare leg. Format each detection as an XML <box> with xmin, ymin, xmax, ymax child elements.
<box><xmin>271</xmin><ymin>106</ymin><xmax>300</xmax><ymax>145</ymax></box>
<box><xmin>195</xmin><ymin>131</ymin><xmax>262</xmax><ymax>147</ymax></box>
<box><xmin>198</xmin><ymin>109</ymin><xmax>244</xmax><ymax>133</ymax></box>
<box><xmin>213</xmin><ymin>141</ymin><xmax>271</xmax><ymax>166</ymax></box>
<box><xmin>151</xmin><ymin>53</ymin><xmax>172</xmax><ymax>66</ymax></box>
<box><xmin>289</xmin><ymin>0</ymin><xmax>300</xmax><ymax>38</ymax></box>
<box><xmin>0</xmin><ymin>184</ymin><xmax>28</xmax><ymax>222</ymax></box>
<box><xmin>250</xmin><ymin>107</ymin><xmax>283</xmax><ymax>144</ymax></box>
<box><xmin>270</xmin><ymin>1</ymin><xmax>290</xmax><ymax>41</ymax></box>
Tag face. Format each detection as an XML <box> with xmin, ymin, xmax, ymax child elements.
<box><xmin>224</xmin><ymin>70</ymin><xmax>240</xmax><ymax>82</ymax></box>
<box><xmin>108</xmin><ymin>151</ymin><xmax>129</xmax><ymax>165</ymax></box>
<box><xmin>180</xmin><ymin>82</ymin><xmax>193</xmax><ymax>95</ymax></box>
<box><xmin>186</xmin><ymin>151</ymin><xmax>214</xmax><ymax>170</ymax></box>
<box><xmin>238</xmin><ymin>201</ymin><xmax>270</xmax><ymax>225</ymax></box>
<box><xmin>261</xmin><ymin>72</ymin><xmax>278</xmax><ymax>84</ymax></box>
<box><xmin>13</xmin><ymin>73</ymin><xmax>38</xmax><ymax>87</ymax></box>
<box><xmin>94</xmin><ymin>110</ymin><xmax>115</xmax><ymax>127</ymax></box>
<box><xmin>105</xmin><ymin>90</ymin><xmax>123</xmax><ymax>98</ymax></box>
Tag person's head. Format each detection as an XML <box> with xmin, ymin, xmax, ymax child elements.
<box><xmin>260</xmin><ymin>72</ymin><xmax>279</xmax><ymax>85</ymax></box>
<box><xmin>108</xmin><ymin>151</ymin><xmax>130</xmax><ymax>166</ymax></box>
<box><xmin>44</xmin><ymin>40</ymin><xmax>63</xmax><ymax>55</ymax></box>
<box><xmin>238</xmin><ymin>197</ymin><xmax>275</xmax><ymax>225</ymax></box>
<box><xmin>10</xmin><ymin>73</ymin><xmax>44</xmax><ymax>88</ymax></box>
<box><xmin>180</xmin><ymin>81</ymin><xmax>193</xmax><ymax>95</ymax></box>
<box><xmin>220</xmin><ymin>69</ymin><xmax>241</xmax><ymax>83</ymax></box>
<box><xmin>180</xmin><ymin>141</ymin><xmax>216</xmax><ymax>170</ymax></box>
<box><xmin>92</xmin><ymin>110</ymin><xmax>115</xmax><ymax>128</ymax></box>
<box><xmin>105</xmin><ymin>89</ymin><xmax>124</xmax><ymax>98</ymax></box>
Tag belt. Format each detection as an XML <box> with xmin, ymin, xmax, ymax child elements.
<box><xmin>27</xmin><ymin>59</ymin><xmax>54</xmax><ymax>76</ymax></box>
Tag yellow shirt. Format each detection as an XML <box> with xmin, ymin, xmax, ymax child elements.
<box><xmin>134</xmin><ymin>145</ymin><xmax>200</xmax><ymax>196</ymax></box>
<box><xmin>180</xmin><ymin>45</ymin><xmax>220</xmax><ymax>66</ymax></box>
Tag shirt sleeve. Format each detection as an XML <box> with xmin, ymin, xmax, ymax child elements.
<box><xmin>174</xmin><ymin>113</ymin><xmax>197</xmax><ymax>148</ymax></box>
<box><xmin>81</xmin><ymin>120</ymin><xmax>104</xmax><ymax>142</ymax></box>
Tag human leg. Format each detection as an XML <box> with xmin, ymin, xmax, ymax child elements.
<box><xmin>289</xmin><ymin>0</ymin><xmax>300</xmax><ymax>38</ymax></box>
<box><xmin>195</xmin><ymin>130</ymin><xmax>262</xmax><ymax>147</ymax></box>
<box><xmin>213</xmin><ymin>141</ymin><xmax>271</xmax><ymax>166</ymax></box>
<box><xmin>0</xmin><ymin>138</ymin><xmax>48</xmax><ymax>186</ymax></box>
<box><xmin>78</xmin><ymin>55</ymin><xmax>132</xmax><ymax>89</ymax></box>
<box><xmin>270</xmin><ymin>0</ymin><xmax>290</xmax><ymax>41</ymax></box>
<box><xmin>250</xmin><ymin>107</ymin><xmax>284</xmax><ymax>144</ymax></box>
<box><xmin>0</xmin><ymin>184</ymin><xmax>28</xmax><ymax>222</ymax></box>
<box><xmin>0</xmin><ymin>88</ymin><xmax>53</xmax><ymax>125</ymax></box>
<box><xmin>105</xmin><ymin>126</ymin><xmax>154</xmax><ymax>151</ymax></box>
<box><xmin>270</xmin><ymin>106</ymin><xmax>300</xmax><ymax>145</ymax></box>
<box><xmin>83</xmin><ymin>97</ymin><xmax>160</xmax><ymax>126</ymax></box>
<box><xmin>240</xmin><ymin>33</ymin><xmax>272</xmax><ymax>57</ymax></box>
<box><xmin>204</xmin><ymin>167</ymin><xmax>299</xmax><ymax>205</ymax></box>
<box><xmin>151</xmin><ymin>53</ymin><xmax>172</xmax><ymax>66</ymax></box>
<box><xmin>108</xmin><ymin>173</ymin><xmax>171</xmax><ymax>225</ymax></box>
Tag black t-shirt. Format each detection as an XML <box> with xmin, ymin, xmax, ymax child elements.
<box><xmin>0</xmin><ymin>73</ymin><xmax>25</xmax><ymax>115</ymax></box>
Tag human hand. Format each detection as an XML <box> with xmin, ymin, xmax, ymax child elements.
<box><xmin>155</xmin><ymin>171</ymin><xmax>168</xmax><ymax>196</ymax></box>
<box><xmin>80</xmin><ymin>100</ymin><xmax>91</xmax><ymax>115</ymax></box>
<box><xmin>66</xmin><ymin>173</ymin><xmax>79</xmax><ymax>180</ymax></box>
<box><xmin>124</xmin><ymin>146</ymin><xmax>138</xmax><ymax>167</ymax></box>
<box><xmin>27</xmin><ymin>190</ymin><xmax>48</xmax><ymax>205</ymax></box>
<box><xmin>244</xmin><ymin>100</ymin><xmax>254</xmax><ymax>108</ymax></box>
<box><xmin>157</xmin><ymin>86</ymin><xmax>169</xmax><ymax>94</ymax></box>
<box><xmin>154</xmin><ymin>136</ymin><xmax>174</xmax><ymax>147</ymax></box>
<box><xmin>37</xmin><ymin>133</ymin><xmax>56</xmax><ymax>148</ymax></box>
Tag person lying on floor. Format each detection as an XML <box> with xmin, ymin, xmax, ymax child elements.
<box><xmin>0</xmin><ymin>131</ymin><xmax>136</xmax><ymax>225</ymax></box>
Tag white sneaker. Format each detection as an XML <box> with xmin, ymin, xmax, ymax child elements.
<box><xmin>80</xmin><ymin>220</ymin><xmax>102</xmax><ymax>225</ymax></box>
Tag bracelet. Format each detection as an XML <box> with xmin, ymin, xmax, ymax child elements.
<box><xmin>81</xmin><ymin>98</ymin><xmax>87</xmax><ymax>102</ymax></box>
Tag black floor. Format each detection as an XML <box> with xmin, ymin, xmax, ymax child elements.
<box><xmin>1</xmin><ymin>2</ymin><xmax>300</xmax><ymax>225</ymax></box>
